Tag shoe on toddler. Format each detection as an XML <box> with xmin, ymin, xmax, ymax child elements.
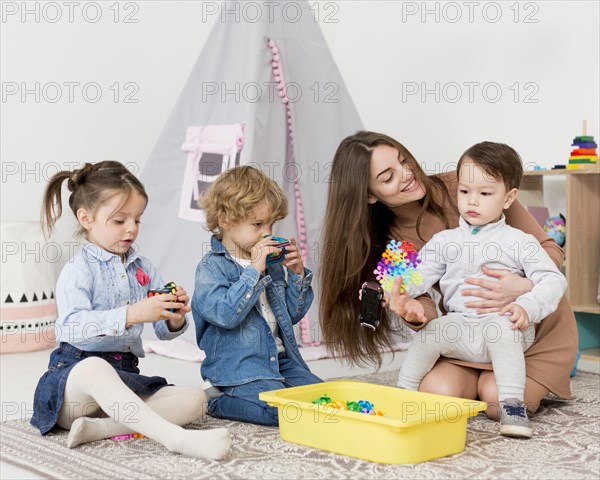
<box><xmin>499</xmin><ymin>398</ymin><xmax>533</xmax><ymax>438</ymax></box>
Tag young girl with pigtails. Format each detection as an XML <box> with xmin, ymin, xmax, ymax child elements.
<box><xmin>31</xmin><ymin>161</ymin><xmax>231</xmax><ymax>460</ymax></box>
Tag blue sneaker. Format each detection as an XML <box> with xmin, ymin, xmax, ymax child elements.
<box><xmin>499</xmin><ymin>398</ymin><xmax>532</xmax><ymax>438</ymax></box>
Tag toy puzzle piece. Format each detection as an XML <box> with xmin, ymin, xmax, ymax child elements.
<box><xmin>148</xmin><ymin>281</ymin><xmax>178</xmax><ymax>312</ymax></box>
<box><xmin>374</xmin><ymin>240</ymin><xmax>424</xmax><ymax>292</ymax></box>
<box><xmin>266</xmin><ymin>236</ymin><xmax>290</xmax><ymax>265</ymax></box>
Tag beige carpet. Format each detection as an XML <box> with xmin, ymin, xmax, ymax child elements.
<box><xmin>1</xmin><ymin>370</ymin><xmax>599</xmax><ymax>480</ymax></box>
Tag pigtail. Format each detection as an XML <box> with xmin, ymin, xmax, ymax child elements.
<box><xmin>41</xmin><ymin>170</ymin><xmax>73</xmax><ymax>238</ymax></box>
<box><xmin>41</xmin><ymin>163</ymin><xmax>95</xmax><ymax>238</ymax></box>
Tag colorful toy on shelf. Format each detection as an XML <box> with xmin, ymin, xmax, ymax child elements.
<box><xmin>543</xmin><ymin>214</ymin><xmax>566</xmax><ymax>247</ymax></box>
<box><xmin>311</xmin><ymin>395</ymin><xmax>384</xmax><ymax>416</ymax></box>
<box><xmin>148</xmin><ymin>281</ymin><xmax>178</xmax><ymax>312</ymax></box>
<box><xmin>568</xmin><ymin>120</ymin><xmax>598</xmax><ymax>170</ymax></box>
<box><xmin>374</xmin><ymin>240</ymin><xmax>423</xmax><ymax>292</ymax></box>
<box><xmin>265</xmin><ymin>236</ymin><xmax>290</xmax><ymax>265</ymax></box>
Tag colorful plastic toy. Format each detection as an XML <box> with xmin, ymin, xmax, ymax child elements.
<box><xmin>148</xmin><ymin>281</ymin><xmax>178</xmax><ymax>312</ymax></box>
<box><xmin>311</xmin><ymin>395</ymin><xmax>384</xmax><ymax>416</ymax></box>
<box><xmin>374</xmin><ymin>240</ymin><xmax>423</xmax><ymax>293</ymax></box>
<box><xmin>311</xmin><ymin>394</ymin><xmax>332</xmax><ymax>405</ymax></box>
<box><xmin>265</xmin><ymin>236</ymin><xmax>290</xmax><ymax>265</ymax></box>
<box><xmin>567</xmin><ymin>120</ymin><xmax>598</xmax><ymax>170</ymax></box>
<box><xmin>111</xmin><ymin>433</ymin><xmax>145</xmax><ymax>441</ymax></box>
<box><xmin>543</xmin><ymin>214</ymin><xmax>566</xmax><ymax>247</ymax></box>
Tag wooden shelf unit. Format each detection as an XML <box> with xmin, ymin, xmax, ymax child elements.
<box><xmin>519</xmin><ymin>166</ymin><xmax>600</xmax><ymax>314</ymax></box>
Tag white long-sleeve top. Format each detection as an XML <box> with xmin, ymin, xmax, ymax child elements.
<box><xmin>405</xmin><ymin>215</ymin><xmax>567</xmax><ymax>324</ymax></box>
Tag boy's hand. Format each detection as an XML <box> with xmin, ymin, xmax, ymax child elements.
<box><xmin>281</xmin><ymin>237</ymin><xmax>304</xmax><ymax>276</ymax></box>
<box><xmin>500</xmin><ymin>303</ymin><xmax>531</xmax><ymax>330</ymax></box>
<box><xmin>250</xmin><ymin>236</ymin><xmax>280</xmax><ymax>274</ymax></box>
<box><xmin>126</xmin><ymin>294</ymin><xmax>188</xmax><ymax>328</ymax></box>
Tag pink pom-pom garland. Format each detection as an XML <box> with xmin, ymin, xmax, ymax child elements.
<box><xmin>374</xmin><ymin>240</ymin><xmax>423</xmax><ymax>293</ymax></box>
<box><xmin>267</xmin><ymin>38</ymin><xmax>318</xmax><ymax>346</ymax></box>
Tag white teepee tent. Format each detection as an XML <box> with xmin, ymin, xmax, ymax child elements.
<box><xmin>139</xmin><ymin>0</ymin><xmax>363</xmax><ymax>344</ymax></box>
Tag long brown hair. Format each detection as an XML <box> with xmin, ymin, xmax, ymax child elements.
<box><xmin>41</xmin><ymin>161</ymin><xmax>148</xmax><ymax>237</ymax></box>
<box><xmin>319</xmin><ymin>131</ymin><xmax>451</xmax><ymax>366</ymax></box>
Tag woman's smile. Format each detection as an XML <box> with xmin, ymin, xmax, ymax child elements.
<box><xmin>400</xmin><ymin>177</ymin><xmax>418</xmax><ymax>193</ymax></box>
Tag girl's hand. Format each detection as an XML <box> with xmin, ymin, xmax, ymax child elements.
<box><xmin>167</xmin><ymin>285</ymin><xmax>191</xmax><ymax>331</ymax></box>
<box><xmin>175</xmin><ymin>285</ymin><xmax>190</xmax><ymax>307</ymax></box>
<box><xmin>250</xmin><ymin>236</ymin><xmax>280</xmax><ymax>274</ymax></box>
<box><xmin>462</xmin><ymin>266</ymin><xmax>533</xmax><ymax>314</ymax></box>
<box><xmin>500</xmin><ymin>303</ymin><xmax>531</xmax><ymax>331</ymax></box>
<box><xmin>281</xmin><ymin>237</ymin><xmax>304</xmax><ymax>276</ymax></box>
<box><xmin>125</xmin><ymin>294</ymin><xmax>189</xmax><ymax>327</ymax></box>
<box><xmin>386</xmin><ymin>277</ymin><xmax>427</xmax><ymax>325</ymax></box>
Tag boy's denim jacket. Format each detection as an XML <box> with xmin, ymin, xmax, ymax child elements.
<box><xmin>191</xmin><ymin>235</ymin><xmax>313</xmax><ymax>387</ymax></box>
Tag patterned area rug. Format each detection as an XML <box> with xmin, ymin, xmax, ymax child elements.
<box><xmin>1</xmin><ymin>370</ymin><xmax>599</xmax><ymax>480</ymax></box>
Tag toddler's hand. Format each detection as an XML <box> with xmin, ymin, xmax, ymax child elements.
<box><xmin>126</xmin><ymin>294</ymin><xmax>189</xmax><ymax>327</ymax></box>
<box><xmin>250</xmin><ymin>236</ymin><xmax>281</xmax><ymax>274</ymax></box>
<box><xmin>281</xmin><ymin>237</ymin><xmax>304</xmax><ymax>276</ymax></box>
<box><xmin>175</xmin><ymin>285</ymin><xmax>190</xmax><ymax>307</ymax></box>
<box><xmin>500</xmin><ymin>303</ymin><xmax>531</xmax><ymax>330</ymax></box>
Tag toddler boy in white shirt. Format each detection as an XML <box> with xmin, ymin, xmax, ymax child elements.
<box><xmin>396</xmin><ymin>142</ymin><xmax>567</xmax><ymax>438</ymax></box>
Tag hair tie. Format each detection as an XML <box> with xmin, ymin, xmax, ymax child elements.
<box><xmin>67</xmin><ymin>172</ymin><xmax>78</xmax><ymax>192</ymax></box>
<box><xmin>67</xmin><ymin>163</ymin><xmax>93</xmax><ymax>191</ymax></box>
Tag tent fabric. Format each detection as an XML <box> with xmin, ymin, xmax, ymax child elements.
<box><xmin>139</xmin><ymin>0</ymin><xmax>363</xmax><ymax>345</ymax></box>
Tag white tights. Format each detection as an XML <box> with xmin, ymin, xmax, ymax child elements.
<box><xmin>56</xmin><ymin>357</ymin><xmax>231</xmax><ymax>460</ymax></box>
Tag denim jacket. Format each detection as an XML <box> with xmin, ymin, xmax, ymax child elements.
<box><xmin>55</xmin><ymin>242</ymin><xmax>188</xmax><ymax>357</ymax></box>
<box><xmin>191</xmin><ymin>236</ymin><xmax>313</xmax><ymax>387</ymax></box>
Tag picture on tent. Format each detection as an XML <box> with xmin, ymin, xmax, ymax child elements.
<box><xmin>178</xmin><ymin>124</ymin><xmax>245</xmax><ymax>222</ymax></box>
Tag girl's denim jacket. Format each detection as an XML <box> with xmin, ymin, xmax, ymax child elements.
<box><xmin>191</xmin><ymin>236</ymin><xmax>313</xmax><ymax>387</ymax></box>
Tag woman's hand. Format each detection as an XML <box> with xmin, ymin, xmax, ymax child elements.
<box><xmin>385</xmin><ymin>277</ymin><xmax>427</xmax><ymax>325</ymax></box>
<box><xmin>462</xmin><ymin>266</ymin><xmax>533</xmax><ymax>314</ymax></box>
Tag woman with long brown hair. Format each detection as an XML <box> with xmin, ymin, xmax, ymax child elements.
<box><xmin>319</xmin><ymin>131</ymin><xmax>577</xmax><ymax>417</ymax></box>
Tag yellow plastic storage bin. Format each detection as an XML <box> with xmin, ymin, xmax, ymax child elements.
<box><xmin>259</xmin><ymin>380</ymin><xmax>487</xmax><ymax>464</ymax></box>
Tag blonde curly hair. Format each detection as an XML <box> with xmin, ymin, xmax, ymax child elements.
<box><xmin>200</xmin><ymin>165</ymin><xmax>288</xmax><ymax>238</ymax></box>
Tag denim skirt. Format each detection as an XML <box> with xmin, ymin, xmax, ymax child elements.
<box><xmin>31</xmin><ymin>343</ymin><xmax>170</xmax><ymax>435</ymax></box>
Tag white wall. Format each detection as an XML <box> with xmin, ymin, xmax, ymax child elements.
<box><xmin>2</xmin><ymin>0</ymin><xmax>598</xmax><ymax>269</ymax></box>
